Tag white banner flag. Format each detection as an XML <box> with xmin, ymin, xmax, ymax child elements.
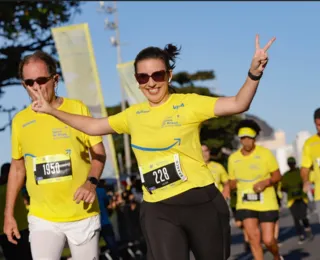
<box><xmin>52</xmin><ymin>23</ymin><xmax>119</xmax><ymax>179</ymax></box>
<box><xmin>116</xmin><ymin>61</ymin><xmax>146</xmax><ymax>105</ymax></box>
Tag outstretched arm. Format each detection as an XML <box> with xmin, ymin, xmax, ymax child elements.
<box><xmin>51</xmin><ymin>109</ymin><xmax>115</xmax><ymax>136</ymax></box>
<box><xmin>28</xmin><ymin>85</ymin><xmax>116</xmax><ymax>136</ymax></box>
<box><xmin>214</xmin><ymin>34</ymin><xmax>276</xmax><ymax>116</ymax></box>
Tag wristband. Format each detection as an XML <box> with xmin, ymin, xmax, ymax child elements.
<box><xmin>248</xmin><ymin>70</ymin><xmax>263</xmax><ymax>81</ymax></box>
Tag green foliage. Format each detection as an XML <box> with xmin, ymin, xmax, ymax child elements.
<box><xmin>172</xmin><ymin>70</ymin><xmax>215</xmax><ymax>87</ymax></box>
<box><xmin>0</xmin><ymin>1</ymin><xmax>81</xmax><ymax>95</ymax></box>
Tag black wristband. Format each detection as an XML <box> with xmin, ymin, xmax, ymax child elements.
<box><xmin>87</xmin><ymin>176</ymin><xmax>99</xmax><ymax>186</ymax></box>
<box><xmin>248</xmin><ymin>70</ymin><xmax>263</xmax><ymax>81</ymax></box>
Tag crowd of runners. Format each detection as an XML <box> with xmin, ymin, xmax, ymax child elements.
<box><xmin>0</xmin><ymin>35</ymin><xmax>320</xmax><ymax>260</ymax></box>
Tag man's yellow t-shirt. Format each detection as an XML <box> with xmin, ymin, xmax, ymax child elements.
<box><xmin>228</xmin><ymin>145</ymin><xmax>279</xmax><ymax>211</ymax></box>
<box><xmin>207</xmin><ymin>161</ymin><xmax>228</xmax><ymax>192</ymax></box>
<box><xmin>109</xmin><ymin>93</ymin><xmax>218</xmax><ymax>202</ymax></box>
<box><xmin>0</xmin><ymin>185</ymin><xmax>28</xmax><ymax>235</ymax></box>
<box><xmin>281</xmin><ymin>168</ymin><xmax>307</xmax><ymax>207</ymax></box>
<box><xmin>301</xmin><ymin>134</ymin><xmax>320</xmax><ymax>201</ymax></box>
<box><xmin>11</xmin><ymin>98</ymin><xmax>102</xmax><ymax>222</ymax></box>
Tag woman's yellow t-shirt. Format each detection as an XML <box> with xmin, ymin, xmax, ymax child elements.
<box><xmin>109</xmin><ymin>93</ymin><xmax>218</xmax><ymax>202</ymax></box>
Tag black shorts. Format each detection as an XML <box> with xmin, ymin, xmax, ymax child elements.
<box><xmin>231</xmin><ymin>207</ymin><xmax>240</xmax><ymax>221</ymax></box>
<box><xmin>140</xmin><ymin>184</ymin><xmax>231</xmax><ymax>260</ymax></box>
<box><xmin>236</xmin><ymin>209</ymin><xmax>279</xmax><ymax>223</ymax></box>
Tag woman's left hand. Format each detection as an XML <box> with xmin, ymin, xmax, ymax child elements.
<box><xmin>250</xmin><ymin>34</ymin><xmax>276</xmax><ymax>75</ymax></box>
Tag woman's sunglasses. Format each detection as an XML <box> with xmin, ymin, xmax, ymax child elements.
<box><xmin>135</xmin><ymin>70</ymin><xmax>168</xmax><ymax>85</ymax></box>
<box><xmin>23</xmin><ymin>76</ymin><xmax>53</xmax><ymax>87</ymax></box>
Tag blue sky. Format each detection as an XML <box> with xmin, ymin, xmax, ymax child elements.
<box><xmin>0</xmin><ymin>1</ymin><xmax>319</xmax><ymax>163</ymax></box>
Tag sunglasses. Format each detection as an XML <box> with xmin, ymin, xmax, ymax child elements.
<box><xmin>23</xmin><ymin>76</ymin><xmax>53</xmax><ymax>87</ymax></box>
<box><xmin>135</xmin><ymin>70</ymin><xmax>167</xmax><ymax>85</ymax></box>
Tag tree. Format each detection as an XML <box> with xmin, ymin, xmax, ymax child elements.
<box><xmin>171</xmin><ymin>70</ymin><xmax>215</xmax><ymax>87</ymax></box>
<box><xmin>0</xmin><ymin>1</ymin><xmax>81</xmax><ymax>96</ymax></box>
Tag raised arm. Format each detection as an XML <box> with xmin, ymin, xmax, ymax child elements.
<box><xmin>28</xmin><ymin>85</ymin><xmax>116</xmax><ymax>136</ymax></box>
<box><xmin>214</xmin><ymin>34</ymin><xmax>276</xmax><ymax>116</ymax></box>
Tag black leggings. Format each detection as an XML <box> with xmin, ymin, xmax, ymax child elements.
<box><xmin>289</xmin><ymin>199</ymin><xmax>310</xmax><ymax>236</ymax></box>
<box><xmin>140</xmin><ymin>184</ymin><xmax>230</xmax><ymax>260</ymax></box>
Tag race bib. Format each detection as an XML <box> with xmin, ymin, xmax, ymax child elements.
<box><xmin>242</xmin><ymin>189</ymin><xmax>263</xmax><ymax>203</ymax></box>
<box><xmin>139</xmin><ymin>154</ymin><xmax>187</xmax><ymax>193</ymax></box>
<box><xmin>33</xmin><ymin>154</ymin><xmax>72</xmax><ymax>185</ymax></box>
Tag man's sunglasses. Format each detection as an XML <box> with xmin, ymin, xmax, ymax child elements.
<box><xmin>135</xmin><ymin>70</ymin><xmax>168</xmax><ymax>85</ymax></box>
<box><xmin>23</xmin><ymin>76</ymin><xmax>53</xmax><ymax>87</ymax></box>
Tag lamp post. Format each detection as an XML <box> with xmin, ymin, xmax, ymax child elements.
<box><xmin>99</xmin><ymin>1</ymin><xmax>132</xmax><ymax>176</ymax></box>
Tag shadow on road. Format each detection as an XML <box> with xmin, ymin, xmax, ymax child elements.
<box><xmin>279</xmin><ymin>223</ymin><xmax>320</xmax><ymax>243</ymax></box>
<box><xmin>283</xmin><ymin>248</ymin><xmax>310</xmax><ymax>260</ymax></box>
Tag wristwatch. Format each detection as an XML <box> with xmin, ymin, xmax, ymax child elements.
<box><xmin>87</xmin><ymin>176</ymin><xmax>99</xmax><ymax>186</ymax></box>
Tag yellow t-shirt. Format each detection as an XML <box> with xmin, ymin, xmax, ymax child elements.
<box><xmin>109</xmin><ymin>93</ymin><xmax>218</xmax><ymax>202</ymax></box>
<box><xmin>281</xmin><ymin>168</ymin><xmax>307</xmax><ymax>207</ymax></box>
<box><xmin>0</xmin><ymin>185</ymin><xmax>28</xmax><ymax>235</ymax></box>
<box><xmin>301</xmin><ymin>134</ymin><xmax>320</xmax><ymax>201</ymax></box>
<box><xmin>310</xmin><ymin>169</ymin><xmax>316</xmax><ymax>183</ymax></box>
<box><xmin>228</xmin><ymin>145</ymin><xmax>279</xmax><ymax>211</ymax></box>
<box><xmin>207</xmin><ymin>161</ymin><xmax>229</xmax><ymax>192</ymax></box>
<box><xmin>11</xmin><ymin>98</ymin><xmax>102</xmax><ymax>222</ymax></box>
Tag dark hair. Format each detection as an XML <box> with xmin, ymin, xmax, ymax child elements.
<box><xmin>287</xmin><ymin>156</ymin><xmax>296</xmax><ymax>164</ymax></box>
<box><xmin>134</xmin><ymin>43</ymin><xmax>181</xmax><ymax>73</ymax></box>
<box><xmin>235</xmin><ymin>119</ymin><xmax>261</xmax><ymax>135</ymax></box>
<box><xmin>314</xmin><ymin>108</ymin><xmax>320</xmax><ymax>120</ymax></box>
<box><xmin>19</xmin><ymin>50</ymin><xmax>57</xmax><ymax>79</ymax></box>
<box><xmin>1</xmin><ymin>163</ymin><xmax>10</xmax><ymax>178</ymax></box>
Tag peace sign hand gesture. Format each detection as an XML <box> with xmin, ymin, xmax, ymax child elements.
<box><xmin>27</xmin><ymin>85</ymin><xmax>54</xmax><ymax>115</ymax></box>
<box><xmin>250</xmin><ymin>34</ymin><xmax>276</xmax><ymax>75</ymax></box>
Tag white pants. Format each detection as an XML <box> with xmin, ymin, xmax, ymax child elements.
<box><xmin>28</xmin><ymin>215</ymin><xmax>101</xmax><ymax>260</ymax></box>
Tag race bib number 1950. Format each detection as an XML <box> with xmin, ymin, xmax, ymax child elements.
<box><xmin>139</xmin><ymin>154</ymin><xmax>187</xmax><ymax>193</ymax></box>
<box><xmin>33</xmin><ymin>154</ymin><xmax>72</xmax><ymax>185</ymax></box>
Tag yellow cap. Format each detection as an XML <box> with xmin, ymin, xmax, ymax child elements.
<box><xmin>238</xmin><ymin>127</ymin><xmax>257</xmax><ymax>138</ymax></box>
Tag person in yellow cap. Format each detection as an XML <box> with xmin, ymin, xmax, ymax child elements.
<box><xmin>201</xmin><ymin>144</ymin><xmax>230</xmax><ymax>199</ymax></box>
<box><xmin>281</xmin><ymin>157</ymin><xmax>313</xmax><ymax>244</ymax></box>
<box><xmin>228</xmin><ymin>119</ymin><xmax>283</xmax><ymax>260</ymax></box>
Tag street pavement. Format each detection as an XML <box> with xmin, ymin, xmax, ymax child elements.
<box><xmin>1</xmin><ymin>208</ymin><xmax>319</xmax><ymax>260</ymax></box>
<box><xmin>229</xmin><ymin>208</ymin><xmax>320</xmax><ymax>260</ymax></box>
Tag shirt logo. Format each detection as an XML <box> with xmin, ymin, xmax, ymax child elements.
<box><xmin>136</xmin><ymin>109</ymin><xmax>150</xmax><ymax>114</ymax></box>
<box><xmin>173</xmin><ymin>103</ymin><xmax>184</xmax><ymax>110</ymax></box>
<box><xmin>249</xmin><ymin>164</ymin><xmax>260</xmax><ymax>170</ymax></box>
<box><xmin>52</xmin><ymin>126</ymin><xmax>70</xmax><ymax>139</ymax></box>
<box><xmin>22</xmin><ymin>120</ymin><xmax>36</xmax><ymax>128</ymax></box>
<box><xmin>161</xmin><ymin>116</ymin><xmax>181</xmax><ymax>128</ymax></box>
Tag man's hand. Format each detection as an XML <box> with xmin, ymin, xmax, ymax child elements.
<box><xmin>74</xmin><ymin>181</ymin><xmax>96</xmax><ymax>204</ymax></box>
<box><xmin>253</xmin><ymin>179</ymin><xmax>269</xmax><ymax>193</ymax></box>
<box><xmin>4</xmin><ymin>216</ymin><xmax>20</xmax><ymax>245</ymax></box>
